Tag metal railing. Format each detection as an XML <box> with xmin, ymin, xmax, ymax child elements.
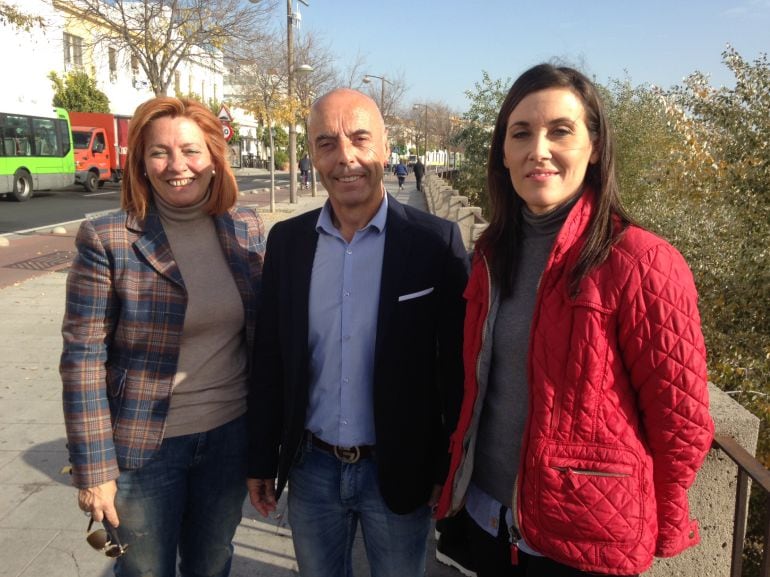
<box><xmin>713</xmin><ymin>434</ymin><xmax>770</xmax><ymax>576</ymax></box>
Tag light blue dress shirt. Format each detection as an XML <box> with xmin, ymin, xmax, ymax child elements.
<box><xmin>306</xmin><ymin>195</ymin><xmax>388</xmax><ymax>447</ymax></box>
<box><xmin>465</xmin><ymin>482</ymin><xmax>541</xmax><ymax>556</ymax></box>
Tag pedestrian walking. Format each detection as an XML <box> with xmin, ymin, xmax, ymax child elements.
<box><xmin>394</xmin><ymin>159</ymin><xmax>408</xmax><ymax>190</ymax></box>
<box><xmin>299</xmin><ymin>153</ymin><xmax>311</xmax><ymax>189</ymax></box>
<box><xmin>413</xmin><ymin>158</ymin><xmax>425</xmax><ymax>191</ymax></box>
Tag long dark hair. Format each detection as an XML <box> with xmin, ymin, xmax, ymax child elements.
<box><xmin>477</xmin><ymin>63</ymin><xmax>632</xmax><ymax>297</ymax></box>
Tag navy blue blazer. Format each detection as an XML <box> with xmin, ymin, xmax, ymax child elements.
<box><xmin>248</xmin><ymin>194</ymin><xmax>468</xmax><ymax>514</ymax></box>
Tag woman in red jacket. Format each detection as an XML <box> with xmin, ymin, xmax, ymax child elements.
<box><xmin>437</xmin><ymin>64</ymin><xmax>714</xmax><ymax>576</ymax></box>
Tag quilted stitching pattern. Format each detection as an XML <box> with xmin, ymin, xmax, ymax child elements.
<box><xmin>517</xmin><ymin>195</ymin><xmax>713</xmax><ymax>573</ymax></box>
<box><xmin>440</xmin><ymin>190</ymin><xmax>714</xmax><ymax>575</ymax></box>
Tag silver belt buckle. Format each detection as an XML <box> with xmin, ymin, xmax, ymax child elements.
<box><xmin>333</xmin><ymin>445</ymin><xmax>361</xmax><ymax>464</ymax></box>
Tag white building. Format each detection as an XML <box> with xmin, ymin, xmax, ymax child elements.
<box><xmin>0</xmin><ymin>0</ymin><xmax>260</xmax><ymax>155</ymax></box>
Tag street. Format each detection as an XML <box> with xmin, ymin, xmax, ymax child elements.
<box><xmin>0</xmin><ymin>171</ymin><xmax>292</xmax><ymax>234</ymax></box>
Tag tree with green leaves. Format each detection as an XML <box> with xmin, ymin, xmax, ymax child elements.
<box><xmin>0</xmin><ymin>2</ymin><xmax>45</xmax><ymax>31</ymax></box>
<box><xmin>656</xmin><ymin>46</ymin><xmax>769</xmax><ymax>449</ymax></box>
<box><xmin>451</xmin><ymin>71</ymin><xmax>510</xmax><ymax>214</ymax></box>
<box><xmin>49</xmin><ymin>70</ymin><xmax>110</xmax><ymax>112</ymax></box>
<box><xmin>649</xmin><ymin>45</ymin><xmax>770</xmax><ymax>577</ymax></box>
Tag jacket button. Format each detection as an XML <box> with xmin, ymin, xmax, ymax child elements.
<box><xmin>689</xmin><ymin>531</ymin><xmax>695</xmax><ymax>539</ymax></box>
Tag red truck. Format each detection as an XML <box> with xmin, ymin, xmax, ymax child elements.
<box><xmin>69</xmin><ymin>112</ymin><xmax>130</xmax><ymax>192</ymax></box>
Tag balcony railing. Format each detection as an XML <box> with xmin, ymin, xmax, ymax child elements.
<box><xmin>714</xmin><ymin>434</ymin><xmax>770</xmax><ymax>577</ymax></box>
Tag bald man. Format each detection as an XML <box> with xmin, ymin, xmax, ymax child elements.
<box><xmin>246</xmin><ymin>89</ymin><xmax>468</xmax><ymax>576</ymax></box>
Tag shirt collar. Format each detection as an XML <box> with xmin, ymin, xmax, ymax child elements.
<box><xmin>316</xmin><ymin>192</ymin><xmax>389</xmax><ymax>236</ymax></box>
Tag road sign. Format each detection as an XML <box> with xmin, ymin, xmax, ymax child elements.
<box><xmin>222</xmin><ymin>122</ymin><xmax>233</xmax><ymax>142</ymax></box>
<box><xmin>218</xmin><ymin>105</ymin><xmax>233</xmax><ymax>122</ymax></box>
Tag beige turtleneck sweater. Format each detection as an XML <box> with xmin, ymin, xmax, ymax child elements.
<box><xmin>154</xmin><ymin>193</ymin><xmax>248</xmax><ymax>438</ymax></box>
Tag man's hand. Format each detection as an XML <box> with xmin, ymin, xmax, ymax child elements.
<box><xmin>248</xmin><ymin>478</ymin><xmax>277</xmax><ymax>517</ymax></box>
<box><xmin>78</xmin><ymin>480</ymin><xmax>119</xmax><ymax>527</ymax></box>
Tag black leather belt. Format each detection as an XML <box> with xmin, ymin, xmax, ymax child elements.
<box><xmin>309</xmin><ymin>433</ymin><xmax>374</xmax><ymax>464</ymax></box>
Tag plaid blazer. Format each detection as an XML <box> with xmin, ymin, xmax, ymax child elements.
<box><xmin>61</xmin><ymin>206</ymin><xmax>265</xmax><ymax>489</ymax></box>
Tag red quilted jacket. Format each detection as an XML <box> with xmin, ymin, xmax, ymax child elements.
<box><xmin>437</xmin><ymin>191</ymin><xmax>714</xmax><ymax>575</ymax></box>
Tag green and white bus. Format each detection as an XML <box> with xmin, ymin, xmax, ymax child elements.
<box><xmin>0</xmin><ymin>106</ymin><xmax>75</xmax><ymax>201</ymax></box>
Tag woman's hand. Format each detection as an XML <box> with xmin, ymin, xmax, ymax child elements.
<box><xmin>78</xmin><ymin>480</ymin><xmax>120</xmax><ymax>527</ymax></box>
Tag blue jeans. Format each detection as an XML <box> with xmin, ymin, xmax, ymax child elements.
<box><xmin>288</xmin><ymin>438</ymin><xmax>431</xmax><ymax>577</ymax></box>
<box><xmin>112</xmin><ymin>415</ymin><xmax>248</xmax><ymax>577</ymax></box>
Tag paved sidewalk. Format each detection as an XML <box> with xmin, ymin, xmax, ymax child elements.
<box><xmin>0</xmin><ymin>174</ymin><xmax>456</xmax><ymax>577</ymax></box>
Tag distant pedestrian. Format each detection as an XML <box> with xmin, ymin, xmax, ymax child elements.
<box><xmin>413</xmin><ymin>158</ymin><xmax>425</xmax><ymax>191</ymax></box>
<box><xmin>61</xmin><ymin>96</ymin><xmax>265</xmax><ymax>577</ymax></box>
<box><xmin>394</xmin><ymin>160</ymin><xmax>408</xmax><ymax>190</ymax></box>
<box><xmin>299</xmin><ymin>153</ymin><xmax>311</xmax><ymax>189</ymax></box>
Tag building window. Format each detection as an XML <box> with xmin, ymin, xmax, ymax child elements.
<box><xmin>131</xmin><ymin>54</ymin><xmax>139</xmax><ymax>77</ymax></box>
<box><xmin>63</xmin><ymin>32</ymin><xmax>83</xmax><ymax>68</ymax></box>
<box><xmin>108</xmin><ymin>47</ymin><xmax>117</xmax><ymax>82</ymax></box>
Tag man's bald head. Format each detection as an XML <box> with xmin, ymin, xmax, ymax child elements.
<box><xmin>306</xmin><ymin>87</ymin><xmax>389</xmax><ymax>220</ymax></box>
<box><xmin>308</xmin><ymin>88</ymin><xmax>385</xmax><ymax>138</ymax></box>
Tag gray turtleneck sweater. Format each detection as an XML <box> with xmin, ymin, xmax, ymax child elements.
<box><xmin>154</xmin><ymin>194</ymin><xmax>248</xmax><ymax>438</ymax></box>
<box><xmin>472</xmin><ymin>196</ymin><xmax>578</xmax><ymax>507</ymax></box>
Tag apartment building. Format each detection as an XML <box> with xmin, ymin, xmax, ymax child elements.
<box><xmin>1</xmin><ymin>0</ymin><xmax>263</xmax><ymax>164</ymax></box>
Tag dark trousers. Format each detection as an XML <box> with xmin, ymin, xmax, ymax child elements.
<box><xmin>466</xmin><ymin>509</ymin><xmax>639</xmax><ymax>577</ymax></box>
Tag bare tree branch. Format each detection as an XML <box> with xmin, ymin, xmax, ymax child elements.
<box><xmin>58</xmin><ymin>0</ymin><xmax>277</xmax><ymax>96</ymax></box>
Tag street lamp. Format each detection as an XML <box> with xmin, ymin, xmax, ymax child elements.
<box><xmin>249</xmin><ymin>0</ymin><xmax>312</xmax><ymax>203</ymax></box>
<box><xmin>362</xmin><ymin>74</ymin><xmax>392</xmax><ymax>114</ymax></box>
<box><xmin>287</xmin><ymin>0</ymin><xmax>312</xmax><ymax>204</ymax></box>
<box><xmin>412</xmin><ymin>103</ymin><xmax>430</xmax><ymax>164</ymax></box>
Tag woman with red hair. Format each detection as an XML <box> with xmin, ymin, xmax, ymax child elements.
<box><xmin>61</xmin><ymin>97</ymin><xmax>265</xmax><ymax>577</ymax></box>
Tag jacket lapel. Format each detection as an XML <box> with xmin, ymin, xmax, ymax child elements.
<box><xmin>127</xmin><ymin>211</ymin><xmax>185</xmax><ymax>288</ymax></box>
<box><xmin>291</xmin><ymin>214</ymin><xmax>320</xmax><ymax>344</ymax></box>
<box><xmin>375</xmin><ymin>195</ymin><xmax>411</xmax><ymax>357</ymax></box>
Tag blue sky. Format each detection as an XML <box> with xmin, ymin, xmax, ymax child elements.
<box><xmin>286</xmin><ymin>0</ymin><xmax>769</xmax><ymax>111</ymax></box>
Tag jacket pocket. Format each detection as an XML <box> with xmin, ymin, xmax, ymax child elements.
<box><xmin>535</xmin><ymin>446</ymin><xmax>643</xmax><ymax>545</ymax></box>
<box><xmin>106</xmin><ymin>367</ymin><xmax>127</xmax><ymax>398</ymax></box>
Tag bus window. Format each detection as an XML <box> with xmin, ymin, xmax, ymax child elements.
<box><xmin>32</xmin><ymin>117</ymin><xmax>57</xmax><ymax>156</ymax></box>
<box><xmin>4</xmin><ymin>115</ymin><xmax>31</xmax><ymax>156</ymax></box>
<box><xmin>56</xmin><ymin>118</ymin><xmax>71</xmax><ymax>156</ymax></box>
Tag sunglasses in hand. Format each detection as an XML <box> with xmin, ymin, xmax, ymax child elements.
<box><xmin>86</xmin><ymin>516</ymin><xmax>128</xmax><ymax>558</ymax></box>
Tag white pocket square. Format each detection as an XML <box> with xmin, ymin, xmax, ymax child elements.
<box><xmin>398</xmin><ymin>287</ymin><xmax>434</xmax><ymax>302</ymax></box>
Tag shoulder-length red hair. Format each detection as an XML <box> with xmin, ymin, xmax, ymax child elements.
<box><xmin>121</xmin><ymin>97</ymin><xmax>238</xmax><ymax>218</ymax></box>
